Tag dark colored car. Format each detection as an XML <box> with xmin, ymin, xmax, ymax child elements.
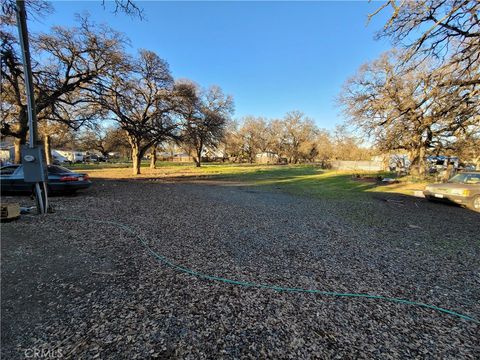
<box><xmin>424</xmin><ymin>171</ymin><xmax>480</xmax><ymax>212</ymax></box>
<box><xmin>85</xmin><ymin>154</ymin><xmax>106</xmax><ymax>163</ymax></box>
<box><xmin>0</xmin><ymin>164</ymin><xmax>91</xmax><ymax>194</ymax></box>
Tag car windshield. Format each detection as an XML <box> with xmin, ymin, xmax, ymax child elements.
<box><xmin>448</xmin><ymin>173</ymin><xmax>480</xmax><ymax>184</ymax></box>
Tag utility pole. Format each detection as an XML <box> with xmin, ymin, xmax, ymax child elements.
<box><xmin>15</xmin><ymin>0</ymin><xmax>48</xmax><ymax>214</ymax></box>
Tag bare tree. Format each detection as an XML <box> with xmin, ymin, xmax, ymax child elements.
<box><xmin>447</xmin><ymin>124</ymin><xmax>480</xmax><ymax>169</ymax></box>
<box><xmin>179</xmin><ymin>82</ymin><xmax>234</xmax><ymax>167</ymax></box>
<box><xmin>1</xmin><ymin>0</ymin><xmax>53</xmax><ymax>25</ymax></box>
<box><xmin>370</xmin><ymin>0</ymin><xmax>480</xmax><ymax>86</ymax></box>
<box><xmin>145</xmin><ymin>144</ymin><xmax>155</xmax><ymax>169</ymax></box>
<box><xmin>220</xmin><ymin>120</ymin><xmax>242</xmax><ymax>162</ymax></box>
<box><xmin>101</xmin><ymin>0</ymin><xmax>144</xmax><ymax>19</ymax></box>
<box><xmin>236</xmin><ymin>117</ymin><xmax>272</xmax><ymax>163</ymax></box>
<box><xmin>93</xmin><ymin>50</ymin><xmax>185</xmax><ymax>174</ymax></box>
<box><xmin>332</xmin><ymin>125</ymin><xmax>371</xmax><ymax>161</ymax></box>
<box><xmin>220</xmin><ymin>114</ymin><xmax>374</xmax><ymax>165</ymax></box>
<box><xmin>78</xmin><ymin>126</ymin><xmax>128</xmax><ymax>158</ymax></box>
<box><xmin>1</xmin><ymin>17</ymin><xmax>126</xmax><ymax>162</ymax></box>
<box><xmin>278</xmin><ymin>111</ymin><xmax>318</xmax><ymax>164</ymax></box>
<box><xmin>38</xmin><ymin>121</ymin><xmax>78</xmax><ymax>164</ymax></box>
<box><xmin>229</xmin><ymin>114</ymin><xmax>335</xmax><ymax>164</ymax></box>
<box><xmin>311</xmin><ymin>129</ymin><xmax>334</xmax><ymax>165</ymax></box>
<box><xmin>2</xmin><ymin>0</ymin><xmax>142</xmax><ymax>22</ymax></box>
<box><xmin>339</xmin><ymin>51</ymin><xmax>479</xmax><ymax>177</ymax></box>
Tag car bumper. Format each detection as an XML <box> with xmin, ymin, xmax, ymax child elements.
<box><xmin>423</xmin><ymin>191</ymin><xmax>471</xmax><ymax>205</ymax></box>
<box><xmin>49</xmin><ymin>180</ymin><xmax>92</xmax><ymax>192</ymax></box>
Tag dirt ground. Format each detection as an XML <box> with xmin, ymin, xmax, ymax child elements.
<box><xmin>1</xmin><ymin>179</ymin><xmax>479</xmax><ymax>359</ymax></box>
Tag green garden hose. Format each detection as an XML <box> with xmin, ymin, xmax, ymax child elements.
<box><xmin>61</xmin><ymin>216</ymin><xmax>479</xmax><ymax>324</ymax></box>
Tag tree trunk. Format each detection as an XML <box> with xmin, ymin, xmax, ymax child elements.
<box><xmin>150</xmin><ymin>145</ymin><xmax>157</xmax><ymax>169</ymax></box>
<box><xmin>409</xmin><ymin>146</ymin><xmax>426</xmax><ymax>179</ymax></box>
<box><xmin>132</xmin><ymin>148</ymin><xmax>141</xmax><ymax>175</ymax></box>
<box><xmin>195</xmin><ymin>148</ymin><xmax>202</xmax><ymax>167</ymax></box>
<box><xmin>418</xmin><ymin>146</ymin><xmax>426</xmax><ymax>179</ymax></box>
<box><xmin>44</xmin><ymin>135</ymin><xmax>52</xmax><ymax>165</ymax></box>
<box><xmin>193</xmin><ymin>159</ymin><xmax>200</xmax><ymax>167</ymax></box>
<box><xmin>194</xmin><ymin>140</ymin><xmax>203</xmax><ymax>167</ymax></box>
<box><xmin>442</xmin><ymin>162</ymin><xmax>453</xmax><ymax>182</ymax></box>
<box><xmin>130</xmin><ymin>139</ymin><xmax>142</xmax><ymax>175</ymax></box>
<box><xmin>14</xmin><ymin>138</ymin><xmax>23</xmax><ymax>164</ymax></box>
<box><xmin>8</xmin><ymin>108</ymin><xmax>29</xmax><ymax>164</ymax></box>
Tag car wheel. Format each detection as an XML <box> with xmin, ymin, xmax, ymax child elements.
<box><xmin>469</xmin><ymin>195</ymin><xmax>480</xmax><ymax>213</ymax></box>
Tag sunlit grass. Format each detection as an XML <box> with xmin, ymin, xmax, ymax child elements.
<box><xmin>370</xmin><ymin>181</ymin><xmax>427</xmax><ymax>196</ymax></box>
<box><xmin>245</xmin><ymin>170</ymin><xmax>388</xmax><ymax>199</ymax></box>
<box><xmin>76</xmin><ymin>162</ymin><xmax>427</xmax><ymax>198</ymax></box>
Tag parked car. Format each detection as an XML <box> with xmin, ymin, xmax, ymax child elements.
<box><xmin>84</xmin><ymin>154</ymin><xmax>106</xmax><ymax>163</ymax></box>
<box><xmin>0</xmin><ymin>164</ymin><xmax>91</xmax><ymax>194</ymax></box>
<box><xmin>424</xmin><ymin>171</ymin><xmax>480</xmax><ymax>212</ymax></box>
<box><xmin>84</xmin><ymin>154</ymin><xmax>97</xmax><ymax>163</ymax></box>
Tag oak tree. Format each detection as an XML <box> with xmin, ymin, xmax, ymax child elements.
<box><xmin>179</xmin><ymin>82</ymin><xmax>234</xmax><ymax>167</ymax></box>
<box><xmin>339</xmin><ymin>51</ymin><xmax>479</xmax><ymax>177</ymax></box>
<box><xmin>93</xmin><ymin>50</ymin><xmax>185</xmax><ymax>174</ymax></box>
<box><xmin>370</xmin><ymin>0</ymin><xmax>480</xmax><ymax>86</ymax></box>
<box><xmin>0</xmin><ymin>17</ymin><xmax>125</xmax><ymax>162</ymax></box>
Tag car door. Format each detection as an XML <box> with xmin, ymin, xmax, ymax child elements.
<box><xmin>10</xmin><ymin>166</ymin><xmax>33</xmax><ymax>192</ymax></box>
<box><xmin>0</xmin><ymin>166</ymin><xmax>20</xmax><ymax>192</ymax></box>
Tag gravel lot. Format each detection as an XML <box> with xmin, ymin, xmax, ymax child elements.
<box><xmin>2</xmin><ymin>179</ymin><xmax>479</xmax><ymax>359</ymax></box>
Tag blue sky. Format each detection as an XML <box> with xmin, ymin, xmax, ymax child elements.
<box><xmin>29</xmin><ymin>1</ymin><xmax>392</xmax><ymax>130</ymax></box>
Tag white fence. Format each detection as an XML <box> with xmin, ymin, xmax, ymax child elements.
<box><xmin>330</xmin><ymin>160</ymin><xmax>385</xmax><ymax>172</ymax></box>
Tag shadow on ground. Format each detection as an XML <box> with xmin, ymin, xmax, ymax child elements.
<box><xmin>2</xmin><ymin>175</ymin><xmax>479</xmax><ymax>358</ymax></box>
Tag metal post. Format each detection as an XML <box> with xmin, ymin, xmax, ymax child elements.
<box><xmin>15</xmin><ymin>0</ymin><xmax>48</xmax><ymax>214</ymax></box>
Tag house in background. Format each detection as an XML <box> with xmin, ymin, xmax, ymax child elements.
<box><xmin>256</xmin><ymin>151</ymin><xmax>280</xmax><ymax>164</ymax></box>
<box><xmin>203</xmin><ymin>147</ymin><xmax>227</xmax><ymax>162</ymax></box>
<box><xmin>172</xmin><ymin>153</ymin><xmax>193</xmax><ymax>162</ymax></box>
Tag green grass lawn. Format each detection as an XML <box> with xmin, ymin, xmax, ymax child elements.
<box><xmin>74</xmin><ymin>161</ymin><xmax>413</xmax><ymax>199</ymax></box>
<box><xmin>218</xmin><ymin>166</ymin><xmax>395</xmax><ymax>199</ymax></box>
